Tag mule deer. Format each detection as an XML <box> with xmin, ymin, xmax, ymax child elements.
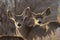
<box><xmin>11</xmin><ymin>7</ymin><xmax>35</xmax><ymax>40</ymax></box>
<box><xmin>27</xmin><ymin>7</ymin><xmax>60</xmax><ymax>40</ymax></box>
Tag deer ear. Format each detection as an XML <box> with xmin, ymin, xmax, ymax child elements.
<box><xmin>41</xmin><ymin>7</ymin><xmax>51</xmax><ymax>16</ymax></box>
<box><xmin>22</xmin><ymin>7</ymin><xmax>32</xmax><ymax>17</ymax></box>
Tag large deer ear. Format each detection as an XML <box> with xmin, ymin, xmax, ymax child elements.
<box><xmin>41</xmin><ymin>7</ymin><xmax>51</xmax><ymax>16</ymax></box>
<box><xmin>22</xmin><ymin>7</ymin><xmax>32</xmax><ymax>17</ymax></box>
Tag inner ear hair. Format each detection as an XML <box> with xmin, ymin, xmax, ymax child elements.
<box><xmin>41</xmin><ymin>7</ymin><xmax>51</xmax><ymax>16</ymax></box>
<box><xmin>45</xmin><ymin>7</ymin><xmax>51</xmax><ymax>16</ymax></box>
<box><xmin>22</xmin><ymin>7</ymin><xmax>30</xmax><ymax>15</ymax></box>
<box><xmin>22</xmin><ymin>7</ymin><xmax>32</xmax><ymax>17</ymax></box>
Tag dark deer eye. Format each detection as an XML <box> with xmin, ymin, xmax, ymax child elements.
<box><xmin>38</xmin><ymin>21</ymin><xmax>42</xmax><ymax>24</ymax></box>
<box><xmin>0</xmin><ymin>18</ymin><xmax>2</xmax><ymax>22</ymax></box>
<box><xmin>0</xmin><ymin>19</ymin><xmax>2</xmax><ymax>22</ymax></box>
<box><xmin>18</xmin><ymin>23</ymin><xmax>21</xmax><ymax>26</ymax></box>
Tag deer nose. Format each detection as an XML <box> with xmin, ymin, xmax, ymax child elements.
<box><xmin>18</xmin><ymin>23</ymin><xmax>21</xmax><ymax>26</ymax></box>
<box><xmin>38</xmin><ymin>21</ymin><xmax>42</xmax><ymax>24</ymax></box>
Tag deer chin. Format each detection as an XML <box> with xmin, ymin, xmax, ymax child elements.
<box><xmin>33</xmin><ymin>23</ymin><xmax>49</xmax><ymax>33</ymax></box>
<box><xmin>40</xmin><ymin>24</ymin><xmax>49</xmax><ymax>32</ymax></box>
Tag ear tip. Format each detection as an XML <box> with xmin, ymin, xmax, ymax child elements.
<box><xmin>27</xmin><ymin>7</ymin><xmax>30</xmax><ymax>9</ymax></box>
<box><xmin>48</xmin><ymin>7</ymin><xmax>50</xmax><ymax>8</ymax></box>
<box><xmin>47</xmin><ymin>7</ymin><xmax>51</xmax><ymax>10</ymax></box>
<box><xmin>26</xmin><ymin>7</ymin><xmax>30</xmax><ymax>10</ymax></box>
<box><xmin>46</xmin><ymin>7</ymin><xmax>51</xmax><ymax>11</ymax></box>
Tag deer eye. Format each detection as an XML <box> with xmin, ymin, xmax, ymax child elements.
<box><xmin>36</xmin><ymin>16</ymin><xmax>40</xmax><ymax>18</ymax></box>
<box><xmin>21</xmin><ymin>19</ymin><xmax>23</xmax><ymax>21</ymax></box>
<box><xmin>36</xmin><ymin>15</ymin><xmax>43</xmax><ymax>19</ymax></box>
<box><xmin>0</xmin><ymin>18</ymin><xmax>2</xmax><ymax>22</ymax></box>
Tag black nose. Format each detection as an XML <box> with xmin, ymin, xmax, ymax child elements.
<box><xmin>38</xmin><ymin>21</ymin><xmax>42</xmax><ymax>24</ymax></box>
<box><xmin>18</xmin><ymin>23</ymin><xmax>21</xmax><ymax>26</ymax></box>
